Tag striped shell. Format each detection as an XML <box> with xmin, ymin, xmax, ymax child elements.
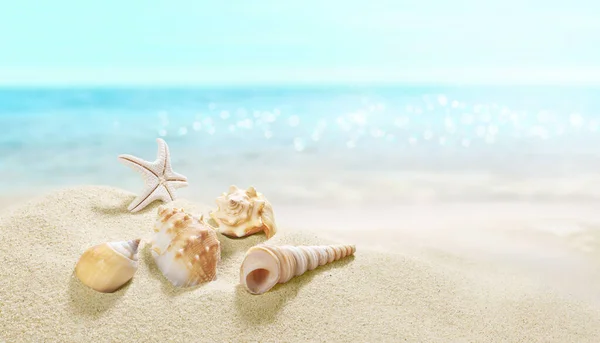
<box><xmin>240</xmin><ymin>244</ymin><xmax>356</xmax><ymax>295</ymax></box>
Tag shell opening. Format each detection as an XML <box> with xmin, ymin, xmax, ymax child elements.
<box><xmin>241</xmin><ymin>248</ymin><xmax>280</xmax><ymax>295</ymax></box>
<box><xmin>245</xmin><ymin>269</ymin><xmax>271</xmax><ymax>294</ymax></box>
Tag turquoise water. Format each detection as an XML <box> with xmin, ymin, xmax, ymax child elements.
<box><xmin>2</xmin><ymin>86</ymin><xmax>600</xmax><ymax>205</ymax></box>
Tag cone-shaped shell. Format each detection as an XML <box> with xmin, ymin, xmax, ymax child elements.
<box><xmin>151</xmin><ymin>206</ymin><xmax>221</xmax><ymax>287</ymax></box>
<box><xmin>240</xmin><ymin>244</ymin><xmax>356</xmax><ymax>295</ymax></box>
<box><xmin>209</xmin><ymin>185</ymin><xmax>277</xmax><ymax>239</ymax></box>
<box><xmin>74</xmin><ymin>239</ymin><xmax>141</xmax><ymax>293</ymax></box>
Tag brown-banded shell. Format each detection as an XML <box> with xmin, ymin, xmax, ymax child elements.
<box><xmin>240</xmin><ymin>244</ymin><xmax>356</xmax><ymax>295</ymax></box>
<box><xmin>150</xmin><ymin>206</ymin><xmax>221</xmax><ymax>287</ymax></box>
<box><xmin>209</xmin><ymin>185</ymin><xmax>277</xmax><ymax>239</ymax></box>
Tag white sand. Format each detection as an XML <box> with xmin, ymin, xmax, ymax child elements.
<box><xmin>0</xmin><ymin>186</ymin><xmax>599</xmax><ymax>342</ymax></box>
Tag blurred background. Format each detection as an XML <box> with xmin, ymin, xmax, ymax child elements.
<box><xmin>1</xmin><ymin>0</ymin><xmax>600</xmax><ymax>209</ymax></box>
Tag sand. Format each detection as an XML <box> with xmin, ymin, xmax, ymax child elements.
<box><xmin>0</xmin><ymin>186</ymin><xmax>599</xmax><ymax>342</ymax></box>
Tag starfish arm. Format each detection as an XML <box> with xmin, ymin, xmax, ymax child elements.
<box><xmin>167</xmin><ymin>180</ymin><xmax>188</xmax><ymax>190</ymax></box>
<box><xmin>159</xmin><ymin>138</ymin><xmax>188</xmax><ymax>184</ymax></box>
<box><xmin>156</xmin><ymin>137</ymin><xmax>167</xmax><ymax>156</ymax></box>
<box><xmin>127</xmin><ymin>177</ymin><xmax>159</xmax><ymax>212</ymax></box>
<box><xmin>166</xmin><ymin>169</ymin><xmax>188</xmax><ymax>182</ymax></box>
<box><xmin>118</xmin><ymin>154</ymin><xmax>161</xmax><ymax>185</ymax></box>
<box><xmin>156</xmin><ymin>138</ymin><xmax>169</xmax><ymax>172</ymax></box>
<box><xmin>162</xmin><ymin>182</ymin><xmax>183</xmax><ymax>201</ymax></box>
<box><xmin>129</xmin><ymin>183</ymin><xmax>172</xmax><ymax>213</ymax></box>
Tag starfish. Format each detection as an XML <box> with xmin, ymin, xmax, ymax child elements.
<box><xmin>118</xmin><ymin>138</ymin><xmax>188</xmax><ymax>213</ymax></box>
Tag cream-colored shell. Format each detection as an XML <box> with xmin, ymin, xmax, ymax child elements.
<box><xmin>209</xmin><ymin>185</ymin><xmax>277</xmax><ymax>239</ymax></box>
<box><xmin>150</xmin><ymin>206</ymin><xmax>221</xmax><ymax>288</ymax></box>
<box><xmin>74</xmin><ymin>239</ymin><xmax>140</xmax><ymax>293</ymax></box>
<box><xmin>240</xmin><ymin>244</ymin><xmax>356</xmax><ymax>295</ymax></box>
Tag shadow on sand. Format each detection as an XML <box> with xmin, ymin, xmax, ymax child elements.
<box><xmin>66</xmin><ymin>273</ymin><xmax>130</xmax><ymax>318</ymax></box>
<box><xmin>218</xmin><ymin>232</ymin><xmax>267</xmax><ymax>261</ymax></box>
<box><xmin>234</xmin><ymin>255</ymin><xmax>355</xmax><ymax>325</ymax></box>
<box><xmin>90</xmin><ymin>194</ymin><xmax>137</xmax><ymax>215</ymax></box>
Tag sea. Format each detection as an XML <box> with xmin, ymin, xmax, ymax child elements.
<box><xmin>2</xmin><ymin>85</ymin><xmax>600</xmax><ymax>206</ymax></box>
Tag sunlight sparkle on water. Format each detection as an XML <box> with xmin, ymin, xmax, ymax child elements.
<box><xmin>476</xmin><ymin>125</ymin><xmax>486</xmax><ymax>137</ymax></box>
<box><xmin>237</xmin><ymin>119</ymin><xmax>253</xmax><ymax>129</ymax></box>
<box><xmin>569</xmin><ymin>113</ymin><xmax>584</xmax><ymax>128</ymax></box>
<box><xmin>370</xmin><ymin>128</ymin><xmax>385</xmax><ymax>138</ymax></box>
<box><xmin>437</xmin><ymin>95</ymin><xmax>448</xmax><ymax>106</ymax></box>
<box><xmin>262</xmin><ymin>111</ymin><xmax>276</xmax><ymax>123</ymax></box>
<box><xmin>142</xmin><ymin>93</ymin><xmax>596</xmax><ymax>154</ymax></box>
<box><xmin>288</xmin><ymin>115</ymin><xmax>300</xmax><ymax>127</ymax></box>
<box><xmin>352</xmin><ymin>112</ymin><xmax>367</xmax><ymax>125</ymax></box>
<box><xmin>395</xmin><ymin>116</ymin><xmax>409</xmax><ymax>128</ymax></box>
<box><xmin>236</xmin><ymin>108</ymin><xmax>247</xmax><ymax>117</ymax></box>
<box><xmin>294</xmin><ymin>137</ymin><xmax>305</xmax><ymax>152</ymax></box>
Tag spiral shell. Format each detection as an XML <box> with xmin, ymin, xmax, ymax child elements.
<box><xmin>240</xmin><ymin>244</ymin><xmax>356</xmax><ymax>295</ymax></box>
<box><xmin>150</xmin><ymin>206</ymin><xmax>221</xmax><ymax>287</ymax></box>
<box><xmin>74</xmin><ymin>239</ymin><xmax>141</xmax><ymax>293</ymax></box>
<box><xmin>209</xmin><ymin>185</ymin><xmax>277</xmax><ymax>239</ymax></box>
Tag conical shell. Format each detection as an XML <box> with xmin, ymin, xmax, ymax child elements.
<box><xmin>209</xmin><ymin>185</ymin><xmax>277</xmax><ymax>239</ymax></box>
<box><xmin>74</xmin><ymin>239</ymin><xmax>141</xmax><ymax>293</ymax></box>
<box><xmin>240</xmin><ymin>244</ymin><xmax>356</xmax><ymax>295</ymax></box>
<box><xmin>150</xmin><ymin>206</ymin><xmax>221</xmax><ymax>287</ymax></box>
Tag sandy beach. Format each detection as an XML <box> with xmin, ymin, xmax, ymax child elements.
<box><xmin>3</xmin><ymin>3</ymin><xmax>600</xmax><ymax>340</ymax></box>
<box><xmin>0</xmin><ymin>186</ymin><xmax>599</xmax><ymax>342</ymax></box>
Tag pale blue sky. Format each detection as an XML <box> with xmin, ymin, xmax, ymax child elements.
<box><xmin>1</xmin><ymin>0</ymin><xmax>599</xmax><ymax>85</ymax></box>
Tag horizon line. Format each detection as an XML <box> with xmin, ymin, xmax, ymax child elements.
<box><xmin>2</xmin><ymin>81</ymin><xmax>600</xmax><ymax>88</ymax></box>
<box><xmin>3</xmin><ymin>67</ymin><xmax>600</xmax><ymax>87</ymax></box>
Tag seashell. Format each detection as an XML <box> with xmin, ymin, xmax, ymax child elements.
<box><xmin>74</xmin><ymin>239</ymin><xmax>141</xmax><ymax>293</ymax></box>
<box><xmin>240</xmin><ymin>244</ymin><xmax>356</xmax><ymax>295</ymax></box>
<box><xmin>209</xmin><ymin>185</ymin><xmax>277</xmax><ymax>239</ymax></box>
<box><xmin>150</xmin><ymin>206</ymin><xmax>221</xmax><ymax>287</ymax></box>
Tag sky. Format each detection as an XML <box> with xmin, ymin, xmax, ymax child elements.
<box><xmin>0</xmin><ymin>0</ymin><xmax>599</xmax><ymax>85</ymax></box>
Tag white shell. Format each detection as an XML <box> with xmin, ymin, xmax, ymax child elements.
<box><xmin>150</xmin><ymin>206</ymin><xmax>221</xmax><ymax>287</ymax></box>
<box><xmin>209</xmin><ymin>185</ymin><xmax>277</xmax><ymax>239</ymax></box>
<box><xmin>240</xmin><ymin>244</ymin><xmax>356</xmax><ymax>295</ymax></box>
<box><xmin>74</xmin><ymin>239</ymin><xmax>140</xmax><ymax>293</ymax></box>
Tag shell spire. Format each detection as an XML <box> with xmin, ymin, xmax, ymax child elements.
<box><xmin>209</xmin><ymin>185</ymin><xmax>278</xmax><ymax>239</ymax></box>
<box><xmin>240</xmin><ymin>244</ymin><xmax>356</xmax><ymax>295</ymax></box>
<box><xmin>74</xmin><ymin>239</ymin><xmax>141</xmax><ymax>293</ymax></box>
